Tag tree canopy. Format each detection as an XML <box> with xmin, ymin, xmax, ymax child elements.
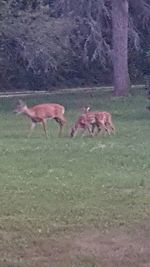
<box><xmin>0</xmin><ymin>0</ymin><xmax>150</xmax><ymax>91</ymax></box>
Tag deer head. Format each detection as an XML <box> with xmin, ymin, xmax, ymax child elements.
<box><xmin>14</xmin><ymin>99</ymin><xmax>27</xmax><ymax>114</ymax></box>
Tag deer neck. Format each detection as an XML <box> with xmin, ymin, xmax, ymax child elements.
<box><xmin>23</xmin><ymin>106</ymin><xmax>35</xmax><ymax>119</ymax></box>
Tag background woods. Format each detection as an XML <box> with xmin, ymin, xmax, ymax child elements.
<box><xmin>0</xmin><ymin>0</ymin><xmax>150</xmax><ymax>92</ymax></box>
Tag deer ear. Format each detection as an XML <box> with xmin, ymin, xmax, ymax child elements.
<box><xmin>83</xmin><ymin>105</ymin><xmax>91</xmax><ymax>112</ymax></box>
<box><xmin>86</xmin><ymin>106</ymin><xmax>91</xmax><ymax>112</ymax></box>
<box><xmin>18</xmin><ymin>99</ymin><xmax>26</xmax><ymax>106</ymax></box>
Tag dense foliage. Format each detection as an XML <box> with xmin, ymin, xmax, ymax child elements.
<box><xmin>0</xmin><ymin>0</ymin><xmax>150</xmax><ymax>91</ymax></box>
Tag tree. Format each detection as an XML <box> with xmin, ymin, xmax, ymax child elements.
<box><xmin>112</xmin><ymin>0</ymin><xmax>150</xmax><ymax>96</ymax></box>
<box><xmin>0</xmin><ymin>1</ymin><xmax>72</xmax><ymax>90</ymax></box>
<box><xmin>112</xmin><ymin>0</ymin><xmax>129</xmax><ymax>96</ymax></box>
<box><xmin>66</xmin><ymin>0</ymin><xmax>150</xmax><ymax>96</ymax></box>
<box><xmin>0</xmin><ymin>0</ymin><xmax>149</xmax><ymax>91</ymax></box>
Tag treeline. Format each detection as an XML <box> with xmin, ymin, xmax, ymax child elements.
<box><xmin>0</xmin><ymin>0</ymin><xmax>150</xmax><ymax>91</ymax></box>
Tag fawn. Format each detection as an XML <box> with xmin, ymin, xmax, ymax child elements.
<box><xmin>70</xmin><ymin>106</ymin><xmax>115</xmax><ymax>137</ymax></box>
<box><xmin>14</xmin><ymin>99</ymin><xmax>66</xmax><ymax>138</ymax></box>
<box><xmin>83</xmin><ymin>106</ymin><xmax>115</xmax><ymax>135</ymax></box>
<box><xmin>94</xmin><ymin>111</ymin><xmax>115</xmax><ymax>135</ymax></box>
<box><xmin>70</xmin><ymin>111</ymin><xmax>97</xmax><ymax>137</ymax></box>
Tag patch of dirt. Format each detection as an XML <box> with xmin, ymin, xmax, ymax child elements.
<box><xmin>74</xmin><ymin>228</ymin><xmax>150</xmax><ymax>267</ymax></box>
<box><xmin>1</xmin><ymin>222</ymin><xmax>150</xmax><ymax>267</ymax></box>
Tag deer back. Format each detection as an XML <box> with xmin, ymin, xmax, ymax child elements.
<box><xmin>31</xmin><ymin>103</ymin><xmax>65</xmax><ymax>119</ymax></box>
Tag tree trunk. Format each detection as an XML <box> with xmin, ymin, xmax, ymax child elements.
<box><xmin>112</xmin><ymin>0</ymin><xmax>130</xmax><ymax>96</ymax></box>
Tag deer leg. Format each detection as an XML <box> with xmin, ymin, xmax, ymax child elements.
<box><xmin>70</xmin><ymin>127</ymin><xmax>76</xmax><ymax>138</ymax></box>
<box><xmin>94</xmin><ymin>124</ymin><xmax>104</xmax><ymax>136</ymax></box>
<box><xmin>54</xmin><ymin>118</ymin><xmax>64</xmax><ymax>137</ymax></box>
<box><xmin>105</xmin><ymin>122</ymin><xmax>115</xmax><ymax>135</ymax></box>
<box><xmin>81</xmin><ymin>127</ymin><xmax>86</xmax><ymax>137</ymax></box>
<box><xmin>41</xmin><ymin>120</ymin><xmax>48</xmax><ymax>139</ymax></box>
<box><xmin>86</xmin><ymin>125</ymin><xmax>93</xmax><ymax>137</ymax></box>
<box><xmin>61</xmin><ymin>115</ymin><xmax>67</xmax><ymax>125</ymax></box>
<box><xmin>111</xmin><ymin>123</ymin><xmax>116</xmax><ymax>134</ymax></box>
<box><xmin>103</xmin><ymin>123</ymin><xmax>110</xmax><ymax>135</ymax></box>
<box><xmin>103</xmin><ymin>122</ymin><xmax>109</xmax><ymax>136</ymax></box>
<box><xmin>57</xmin><ymin>118</ymin><xmax>63</xmax><ymax>137</ymax></box>
<box><xmin>94</xmin><ymin>125</ymin><xmax>101</xmax><ymax>136</ymax></box>
<box><xmin>91</xmin><ymin>123</ymin><xmax>98</xmax><ymax>136</ymax></box>
<box><xmin>59</xmin><ymin>123</ymin><xmax>63</xmax><ymax>137</ymax></box>
<box><xmin>98</xmin><ymin>123</ymin><xmax>106</xmax><ymax>136</ymax></box>
<box><xmin>91</xmin><ymin>124</ymin><xmax>95</xmax><ymax>134</ymax></box>
<box><xmin>28</xmin><ymin>122</ymin><xmax>36</xmax><ymax>138</ymax></box>
<box><xmin>60</xmin><ymin>116</ymin><xmax>67</xmax><ymax>137</ymax></box>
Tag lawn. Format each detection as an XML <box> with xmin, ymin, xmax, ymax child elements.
<box><xmin>0</xmin><ymin>87</ymin><xmax>150</xmax><ymax>267</ymax></box>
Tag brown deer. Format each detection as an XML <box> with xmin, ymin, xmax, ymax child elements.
<box><xmin>94</xmin><ymin>111</ymin><xmax>115</xmax><ymax>135</ymax></box>
<box><xmin>14</xmin><ymin>99</ymin><xmax>66</xmax><ymax>138</ymax></box>
<box><xmin>70</xmin><ymin>111</ymin><xmax>97</xmax><ymax>137</ymax></box>
<box><xmin>70</xmin><ymin>107</ymin><xmax>115</xmax><ymax>137</ymax></box>
<box><xmin>82</xmin><ymin>106</ymin><xmax>115</xmax><ymax>135</ymax></box>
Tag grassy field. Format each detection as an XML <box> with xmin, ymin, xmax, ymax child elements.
<box><xmin>0</xmin><ymin>87</ymin><xmax>150</xmax><ymax>267</ymax></box>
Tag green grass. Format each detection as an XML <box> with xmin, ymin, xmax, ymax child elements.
<box><xmin>0</xmin><ymin>88</ymin><xmax>150</xmax><ymax>266</ymax></box>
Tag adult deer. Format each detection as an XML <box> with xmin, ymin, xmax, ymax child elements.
<box><xmin>14</xmin><ymin>99</ymin><xmax>66</xmax><ymax>138</ymax></box>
